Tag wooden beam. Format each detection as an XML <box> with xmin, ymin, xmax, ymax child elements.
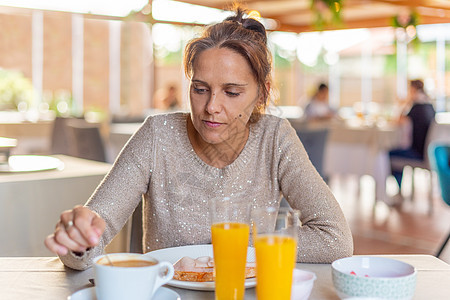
<box><xmin>277</xmin><ymin>14</ymin><xmax>450</xmax><ymax>33</ymax></box>
<box><xmin>370</xmin><ymin>0</ymin><xmax>450</xmax><ymax>10</ymax></box>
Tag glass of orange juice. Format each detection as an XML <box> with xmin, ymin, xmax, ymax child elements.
<box><xmin>209</xmin><ymin>196</ymin><xmax>251</xmax><ymax>300</ymax></box>
<box><xmin>252</xmin><ymin>207</ymin><xmax>301</xmax><ymax>300</ymax></box>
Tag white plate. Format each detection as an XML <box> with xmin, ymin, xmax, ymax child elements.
<box><xmin>68</xmin><ymin>286</ymin><xmax>180</xmax><ymax>300</ymax></box>
<box><xmin>0</xmin><ymin>155</ymin><xmax>64</xmax><ymax>172</ymax></box>
<box><xmin>146</xmin><ymin>244</ymin><xmax>256</xmax><ymax>291</ymax></box>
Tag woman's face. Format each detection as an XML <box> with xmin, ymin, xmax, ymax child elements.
<box><xmin>189</xmin><ymin>47</ymin><xmax>261</xmax><ymax>147</ymax></box>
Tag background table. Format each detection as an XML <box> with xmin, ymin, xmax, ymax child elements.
<box><xmin>324</xmin><ymin>121</ymin><xmax>400</xmax><ymax>202</ymax></box>
<box><xmin>0</xmin><ymin>255</ymin><xmax>448</xmax><ymax>299</ymax></box>
<box><xmin>0</xmin><ymin>121</ymin><xmax>53</xmax><ymax>155</ymax></box>
<box><xmin>0</xmin><ymin>155</ymin><xmax>113</xmax><ymax>257</ymax></box>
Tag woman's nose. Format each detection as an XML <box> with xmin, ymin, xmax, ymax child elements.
<box><xmin>205</xmin><ymin>92</ymin><xmax>222</xmax><ymax>114</ymax></box>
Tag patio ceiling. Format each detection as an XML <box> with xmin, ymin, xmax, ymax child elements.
<box><xmin>169</xmin><ymin>0</ymin><xmax>450</xmax><ymax>32</ymax></box>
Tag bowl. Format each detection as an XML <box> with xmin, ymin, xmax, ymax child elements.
<box><xmin>331</xmin><ymin>256</ymin><xmax>416</xmax><ymax>300</ymax></box>
<box><xmin>291</xmin><ymin>269</ymin><xmax>316</xmax><ymax>300</ymax></box>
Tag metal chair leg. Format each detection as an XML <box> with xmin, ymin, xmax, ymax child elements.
<box><xmin>436</xmin><ymin>231</ymin><xmax>450</xmax><ymax>258</ymax></box>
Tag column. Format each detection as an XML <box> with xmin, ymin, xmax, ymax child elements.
<box><xmin>109</xmin><ymin>20</ymin><xmax>121</xmax><ymax>115</ymax></box>
<box><xmin>31</xmin><ymin>10</ymin><xmax>43</xmax><ymax>110</ymax></box>
<box><xmin>72</xmin><ymin>14</ymin><xmax>84</xmax><ymax>116</ymax></box>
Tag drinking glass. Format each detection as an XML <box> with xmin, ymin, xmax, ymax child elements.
<box><xmin>209</xmin><ymin>196</ymin><xmax>251</xmax><ymax>300</ymax></box>
<box><xmin>252</xmin><ymin>207</ymin><xmax>301</xmax><ymax>300</ymax></box>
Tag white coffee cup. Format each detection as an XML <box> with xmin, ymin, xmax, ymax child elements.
<box><xmin>93</xmin><ymin>253</ymin><xmax>174</xmax><ymax>300</ymax></box>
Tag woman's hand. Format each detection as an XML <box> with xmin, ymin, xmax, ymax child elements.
<box><xmin>44</xmin><ymin>205</ymin><xmax>105</xmax><ymax>256</ymax></box>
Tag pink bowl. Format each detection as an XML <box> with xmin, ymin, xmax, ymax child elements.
<box><xmin>291</xmin><ymin>269</ymin><xmax>316</xmax><ymax>300</ymax></box>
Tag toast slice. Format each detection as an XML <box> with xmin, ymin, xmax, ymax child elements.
<box><xmin>173</xmin><ymin>256</ymin><xmax>256</xmax><ymax>282</ymax></box>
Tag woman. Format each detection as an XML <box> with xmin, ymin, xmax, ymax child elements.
<box><xmin>389</xmin><ymin>79</ymin><xmax>435</xmax><ymax>201</ymax></box>
<box><xmin>45</xmin><ymin>8</ymin><xmax>353</xmax><ymax>270</ymax></box>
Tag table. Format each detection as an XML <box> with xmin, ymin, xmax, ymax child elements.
<box><xmin>0</xmin><ymin>255</ymin><xmax>448</xmax><ymax>299</ymax></box>
<box><xmin>0</xmin><ymin>155</ymin><xmax>112</xmax><ymax>257</ymax></box>
<box><xmin>0</xmin><ymin>121</ymin><xmax>53</xmax><ymax>154</ymax></box>
<box><xmin>0</xmin><ymin>136</ymin><xmax>17</xmax><ymax>162</ymax></box>
<box><xmin>289</xmin><ymin>118</ymin><xmax>400</xmax><ymax>203</ymax></box>
<box><xmin>323</xmin><ymin>120</ymin><xmax>400</xmax><ymax>202</ymax></box>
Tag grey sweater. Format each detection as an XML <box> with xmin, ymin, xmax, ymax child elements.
<box><xmin>60</xmin><ymin>113</ymin><xmax>353</xmax><ymax>270</ymax></box>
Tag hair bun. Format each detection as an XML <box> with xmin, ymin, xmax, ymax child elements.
<box><xmin>242</xmin><ymin>18</ymin><xmax>267</xmax><ymax>43</ymax></box>
<box><xmin>224</xmin><ymin>7</ymin><xmax>267</xmax><ymax>43</ymax></box>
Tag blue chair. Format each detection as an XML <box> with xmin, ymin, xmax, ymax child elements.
<box><xmin>295</xmin><ymin>128</ymin><xmax>329</xmax><ymax>180</ymax></box>
<box><xmin>428</xmin><ymin>143</ymin><xmax>450</xmax><ymax>257</ymax></box>
<box><xmin>280</xmin><ymin>125</ymin><xmax>329</xmax><ymax>209</ymax></box>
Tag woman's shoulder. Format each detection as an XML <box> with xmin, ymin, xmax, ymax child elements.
<box><xmin>141</xmin><ymin>112</ymin><xmax>188</xmax><ymax>131</ymax></box>
<box><xmin>251</xmin><ymin>114</ymin><xmax>296</xmax><ymax>147</ymax></box>
<box><xmin>144</xmin><ymin>112</ymin><xmax>187</xmax><ymax>124</ymax></box>
<box><xmin>254</xmin><ymin>114</ymin><xmax>292</xmax><ymax>133</ymax></box>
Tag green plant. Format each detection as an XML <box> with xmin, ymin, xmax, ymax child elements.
<box><xmin>0</xmin><ymin>69</ymin><xmax>34</xmax><ymax>110</ymax></box>
<box><xmin>311</xmin><ymin>0</ymin><xmax>344</xmax><ymax>30</ymax></box>
<box><xmin>391</xmin><ymin>10</ymin><xmax>420</xmax><ymax>50</ymax></box>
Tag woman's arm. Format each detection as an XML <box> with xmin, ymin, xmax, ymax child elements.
<box><xmin>56</xmin><ymin>117</ymin><xmax>156</xmax><ymax>270</ymax></box>
<box><xmin>277</xmin><ymin>120</ymin><xmax>353</xmax><ymax>263</ymax></box>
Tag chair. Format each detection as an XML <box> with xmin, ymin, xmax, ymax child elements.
<box><xmin>428</xmin><ymin>143</ymin><xmax>450</xmax><ymax>258</ymax></box>
<box><xmin>280</xmin><ymin>126</ymin><xmax>329</xmax><ymax>209</ymax></box>
<box><xmin>50</xmin><ymin>117</ymin><xmax>75</xmax><ymax>156</ymax></box>
<box><xmin>390</xmin><ymin>120</ymin><xmax>437</xmax><ymax>213</ymax></box>
<box><xmin>129</xmin><ymin>200</ymin><xmax>143</xmax><ymax>253</ymax></box>
<box><xmin>66</xmin><ymin>120</ymin><xmax>106</xmax><ymax>162</ymax></box>
<box><xmin>295</xmin><ymin>128</ymin><xmax>329</xmax><ymax>180</ymax></box>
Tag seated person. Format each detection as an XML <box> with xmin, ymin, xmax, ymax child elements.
<box><xmin>304</xmin><ymin>83</ymin><xmax>335</xmax><ymax>121</ymax></box>
<box><xmin>389</xmin><ymin>79</ymin><xmax>436</xmax><ymax>203</ymax></box>
<box><xmin>45</xmin><ymin>7</ymin><xmax>353</xmax><ymax>270</ymax></box>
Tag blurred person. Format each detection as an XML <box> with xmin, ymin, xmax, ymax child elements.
<box><xmin>153</xmin><ymin>84</ymin><xmax>181</xmax><ymax>110</ymax></box>
<box><xmin>45</xmin><ymin>7</ymin><xmax>353</xmax><ymax>270</ymax></box>
<box><xmin>162</xmin><ymin>84</ymin><xmax>180</xmax><ymax>110</ymax></box>
<box><xmin>304</xmin><ymin>83</ymin><xmax>335</xmax><ymax>121</ymax></box>
<box><xmin>388</xmin><ymin>79</ymin><xmax>436</xmax><ymax>204</ymax></box>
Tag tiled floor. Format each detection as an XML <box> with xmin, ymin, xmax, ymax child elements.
<box><xmin>329</xmin><ymin>167</ymin><xmax>450</xmax><ymax>264</ymax></box>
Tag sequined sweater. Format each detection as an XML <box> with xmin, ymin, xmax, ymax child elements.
<box><xmin>60</xmin><ymin>113</ymin><xmax>353</xmax><ymax>270</ymax></box>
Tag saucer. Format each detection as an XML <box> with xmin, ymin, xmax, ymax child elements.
<box><xmin>68</xmin><ymin>286</ymin><xmax>180</xmax><ymax>300</ymax></box>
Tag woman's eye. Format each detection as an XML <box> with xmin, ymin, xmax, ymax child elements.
<box><xmin>226</xmin><ymin>91</ymin><xmax>240</xmax><ymax>97</ymax></box>
<box><xmin>193</xmin><ymin>87</ymin><xmax>208</xmax><ymax>94</ymax></box>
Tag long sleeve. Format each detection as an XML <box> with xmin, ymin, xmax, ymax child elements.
<box><xmin>277</xmin><ymin>119</ymin><xmax>354</xmax><ymax>263</ymax></box>
<box><xmin>59</xmin><ymin>117</ymin><xmax>155</xmax><ymax>270</ymax></box>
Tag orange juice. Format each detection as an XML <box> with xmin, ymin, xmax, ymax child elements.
<box><xmin>255</xmin><ymin>234</ymin><xmax>297</xmax><ymax>300</ymax></box>
<box><xmin>211</xmin><ymin>222</ymin><xmax>250</xmax><ymax>300</ymax></box>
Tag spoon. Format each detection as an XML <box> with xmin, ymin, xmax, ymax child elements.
<box><xmin>103</xmin><ymin>250</ymin><xmax>114</xmax><ymax>266</ymax></box>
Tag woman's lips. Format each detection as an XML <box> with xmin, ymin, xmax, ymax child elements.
<box><xmin>203</xmin><ymin>120</ymin><xmax>222</xmax><ymax>128</ymax></box>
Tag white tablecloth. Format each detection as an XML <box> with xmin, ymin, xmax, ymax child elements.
<box><xmin>0</xmin><ymin>155</ymin><xmax>112</xmax><ymax>256</ymax></box>
<box><xmin>323</xmin><ymin>122</ymin><xmax>400</xmax><ymax>202</ymax></box>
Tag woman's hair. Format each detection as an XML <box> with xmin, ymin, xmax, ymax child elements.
<box><xmin>410</xmin><ymin>79</ymin><xmax>425</xmax><ymax>92</ymax></box>
<box><xmin>318</xmin><ymin>83</ymin><xmax>328</xmax><ymax>92</ymax></box>
<box><xmin>183</xmin><ymin>7</ymin><xmax>272</xmax><ymax>123</ymax></box>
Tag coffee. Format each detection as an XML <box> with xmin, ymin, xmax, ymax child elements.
<box><xmin>94</xmin><ymin>253</ymin><xmax>174</xmax><ymax>300</ymax></box>
<box><xmin>97</xmin><ymin>258</ymin><xmax>157</xmax><ymax>267</ymax></box>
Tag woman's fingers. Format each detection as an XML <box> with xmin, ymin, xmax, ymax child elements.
<box><xmin>44</xmin><ymin>205</ymin><xmax>106</xmax><ymax>255</ymax></box>
<box><xmin>44</xmin><ymin>233</ymin><xmax>68</xmax><ymax>256</ymax></box>
<box><xmin>59</xmin><ymin>209</ymin><xmax>91</xmax><ymax>248</ymax></box>
<box><xmin>71</xmin><ymin>206</ymin><xmax>105</xmax><ymax>247</ymax></box>
<box><xmin>54</xmin><ymin>223</ymin><xmax>88</xmax><ymax>252</ymax></box>
<box><xmin>91</xmin><ymin>214</ymin><xmax>106</xmax><ymax>237</ymax></box>
<box><xmin>65</xmin><ymin>222</ymin><xmax>91</xmax><ymax>248</ymax></box>
<box><xmin>44</xmin><ymin>223</ymin><xmax>87</xmax><ymax>255</ymax></box>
